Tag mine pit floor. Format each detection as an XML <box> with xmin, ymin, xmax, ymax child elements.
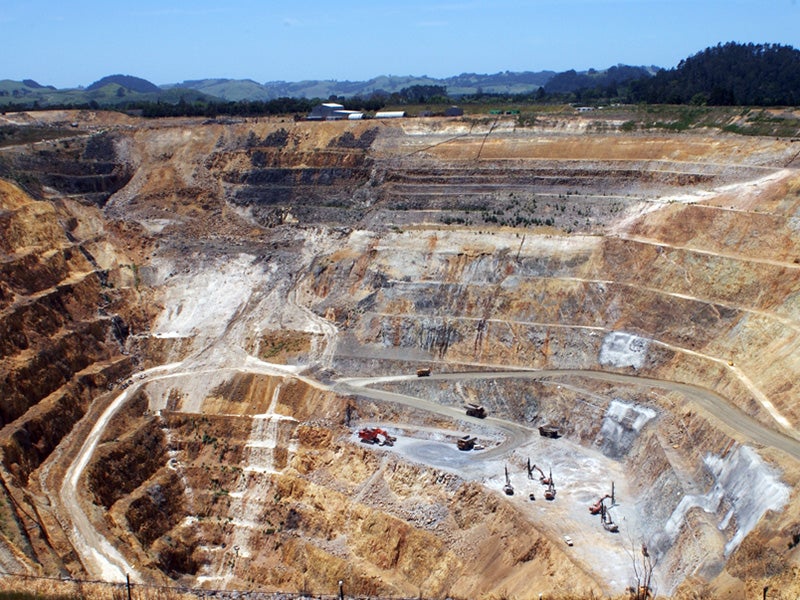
<box><xmin>353</xmin><ymin>425</ymin><xmax>646</xmax><ymax>593</ymax></box>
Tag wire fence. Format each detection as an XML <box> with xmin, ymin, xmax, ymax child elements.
<box><xmin>0</xmin><ymin>570</ymin><xmax>421</xmax><ymax>600</ymax></box>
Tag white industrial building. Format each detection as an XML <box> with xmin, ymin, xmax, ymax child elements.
<box><xmin>307</xmin><ymin>103</ymin><xmax>364</xmax><ymax>120</ymax></box>
<box><xmin>374</xmin><ymin>111</ymin><xmax>406</xmax><ymax>119</ymax></box>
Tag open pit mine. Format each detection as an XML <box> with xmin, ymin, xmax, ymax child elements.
<box><xmin>1</xmin><ymin>108</ymin><xmax>800</xmax><ymax>599</ymax></box>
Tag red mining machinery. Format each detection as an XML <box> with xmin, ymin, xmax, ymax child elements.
<box><xmin>589</xmin><ymin>483</ymin><xmax>619</xmax><ymax>532</ymax></box>
<box><xmin>544</xmin><ymin>474</ymin><xmax>556</xmax><ymax>501</ymax></box>
<box><xmin>358</xmin><ymin>427</ymin><xmax>396</xmax><ymax>446</ymax></box>
<box><xmin>589</xmin><ymin>494</ymin><xmax>612</xmax><ymax>515</ymax></box>
<box><xmin>528</xmin><ymin>461</ymin><xmax>552</xmax><ymax>486</ymax></box>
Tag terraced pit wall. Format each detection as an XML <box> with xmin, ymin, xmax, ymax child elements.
<box><xmin>1</xmin><ymin>112</ymin><xmax>800</xmax><ymax>598</ymax></box>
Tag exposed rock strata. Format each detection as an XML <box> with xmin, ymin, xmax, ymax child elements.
<box><xmin>0</xmin><ymin>112</ymin><xmax>799</xmax><ymax>598</ymax></box>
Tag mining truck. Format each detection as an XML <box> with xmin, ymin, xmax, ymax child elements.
<box><xmin>538</xmin><ymin>424</ymin><xmax>560</xmax><ymax>438</ymax></box>
<box><xmin>465</xmin><ymin>403</ymin><xmax>486</xmax><ymax>418</ymax></box>
<box><xmin>457</xmin><ymin>435</ymin><xmax>477</xmax><ymax>451</ymax></box>
<box><xmin>416</xmin><ymin>368</ymin><xmax>431</xmax><ymax>377</ymax></box>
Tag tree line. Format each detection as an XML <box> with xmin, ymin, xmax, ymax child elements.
<box><xmin>3</xmin><ymin>43</ymin><xmax>799</xmax><ymax>117</ymax></box>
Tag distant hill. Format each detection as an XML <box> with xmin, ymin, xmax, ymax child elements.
<box><xmin>168</xmin><ymin>71</ymin><xmax>559</xmax><ymax>101</ymax></box>
<box><xmin>544</xmin><ymin>65</ymin><xmax>658</xmax><ymax>94</ymax></box>
<box><xmin>630</xmin><ymin>42</ymin><xmax>800</xmax><ymax>105</ymax></box>
<box><xmin>5</xmin><ymin>42</ymin><xmax>798</xmax><ymax>110</ymax></box>
<box><xmin>0</xmin><ymin>75</ymin><xmax>218</xmax><ymax>108</ymax></box>
<box><xmin>22</xmin><ymin>79</ymin><xmax>55</xmax><ymax>90</ymax></box>
<box><xmin>166</xmin><ymin>78</ymin><xmax>275</xmax><ymax>102</ymax></box>
<box><xmin>87</xmin><ymin>74</ymin><xmax>161</xmax><ymax>93</ymax></box>
<box><xmin>0</xmin><ymin>79</ymin><xmax>54</xmax><ymax>101</ymax></box>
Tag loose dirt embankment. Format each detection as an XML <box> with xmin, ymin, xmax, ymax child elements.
<box><xmin>2</xmin><ymin>112</ymin><xmax>800</xmax><ymax>598</ymax></box>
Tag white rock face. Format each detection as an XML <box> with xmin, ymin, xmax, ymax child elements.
<box><xmin>599</xmin><ymin>331</ymin><xmax>649</xmax><ymax>369</ymax></box>
<box><xmin>663</xmin><ymin>445</ymin><xmax>790</xmax><ymax>556</ymax></box>
<box><xmin>598</xmin><ymin>399</ymin><xmax>657</xmax><ymax>458</ymax></box>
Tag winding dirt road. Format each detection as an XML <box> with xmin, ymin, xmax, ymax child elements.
<box><xmin>337</xmin><ymin>369</ymin><xmax>800</xmax><ymax>461</ymax></box>
<box><xmin>60</xmin><ymin>363</ymin><xmax>185</xmax><ymax>582</ymax></box>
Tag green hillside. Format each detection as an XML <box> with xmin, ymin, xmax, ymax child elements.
<box><xmin>0</xmin><ymin>78</ymin><xmax>219</xmax><ymax>108</ymax></box>
<box><xmin>166</xmin><ymin>78</ymin><xmax>275</xmax><ymax>102</ymax></box>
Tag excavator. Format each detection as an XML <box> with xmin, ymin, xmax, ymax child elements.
<box><xmin>527</xmin><ymin>460</ymin><xmax>553</xmax><ymax>486</ymax></box>
<box><xmin>358</xmin><ymin>427</ymin><xmax>396</xmax><ymax>446</ymax></box>
<box><xmin>544</xmin><ymin>473</ymin><xmax>556</xmax><ymax>501</ymax></box>
<box><xmin>601</xmin><ymin>503</ymin><xmax>619</xmax><ymax>533</ymax></box>
<box><xmin>503</xmin><ymin>465</ymin><xmax>514</xmax><ymax>496</ymax></box>
<box><xmin>589</xmin><ymin>494</ymin><xmax>612</xmax><ymax>515</ymax></box>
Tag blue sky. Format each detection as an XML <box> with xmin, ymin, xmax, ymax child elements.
<box><xmin>2</xmin><ymin>0</ymin><xmax>799</xmax><ymax>88</ymax></box>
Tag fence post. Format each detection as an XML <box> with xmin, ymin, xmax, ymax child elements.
<box><xmin>127</xmin><ymin>573</ymin><xmax>132</xmax><ymax>600</ymax></box>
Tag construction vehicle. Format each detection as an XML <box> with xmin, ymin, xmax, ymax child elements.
<box><xmin>589</xmin><ymin>494</ymin><xmax>612</xmax><ymax>515</ymax></box>
<box><xmin>465</xmin><ymin>403</ymin><xmax>486</xmax><ymax>418</ymax></box>
<box><xmin>503</xmin><ymin>466</ymin><xmax>514</xmax><ymax>496</ymax></box>
<box><xmin>528</xmin><ymin>463</ymin><xmax>552</xmax><ymax>486</ymax></box>
<box><xmin>358</xmin><ymin>427</ymin><xmax>396</xmax><ymax>446</ymax></box>
<box><xmin>601</xmin><ymin>503</ymin><xmax>619</xmax><ymax>533</ymax></box>
<box><xmin>538</xmin><ymin>424</ymin><xmax>561</xmax><ymax>438</ymax></box>
<box><xmin>544</xmin><ymin>470</ymin><xmax>556</xmax><ymax>501</ymax></box>
<box><xmin>457</xmin><ymin>435</ymin><xmax>477</xmax><ymax>451</ymax></box>
<box><xmin>416</xmin><ymin>368</ymin><xmax>431</xmax><ymax>377</ymax></box>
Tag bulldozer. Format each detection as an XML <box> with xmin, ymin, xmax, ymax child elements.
<box><xmin>465</xmin><ymin>403</ymin><xmax>486</xmax><ymax>418</ymax></box>
<box><xmin>358</xmin><ymin>427</ymin><xmax>396</xmax><ymax>446</ymax></box>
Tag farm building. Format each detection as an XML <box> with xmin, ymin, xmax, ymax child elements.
<box><xmin>307</xmin><ymin>103</ymin><xmax>363</xmax><ymax>120</ymax></box>
<box><xmin>375</xmin><ymin>111</ymin><xmax>406</xmax><ymax>119</ymax></box>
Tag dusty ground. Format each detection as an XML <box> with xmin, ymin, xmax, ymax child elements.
<box><xmin>1</xmin><ymin>109</ymin><xmax>800</xmax><ymax>599</ymax></box>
